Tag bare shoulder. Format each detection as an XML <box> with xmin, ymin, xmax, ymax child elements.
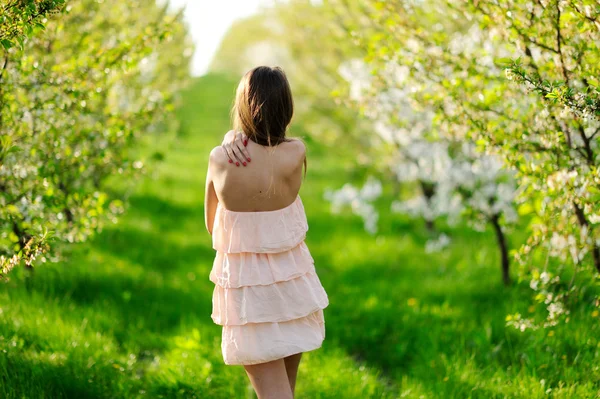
<box><xmin>282</xmin><ymin>138</ymin><xmax>306</xmax><ymax>161</ymax></box>
<box><xmin>274</xmin><ymin>139</ymin><xmax>306</xmax><ymax>179</ymax></box>
<box><xmin>209</xmin><ymin>146</ymin><xmax>228</xmax><ymax>169</ymax></box>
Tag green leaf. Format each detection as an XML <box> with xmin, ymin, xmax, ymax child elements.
<box><xmin>7</xmin><ymin>145</ymin><xmax>23</xmax><ymax>154</ymax></box>
<box><xmin>494</xmin><ymin>57</ymin><xmax>513</xmax><ymax>66</ymax></box>
<box><xmin>1</xmin><ymin>39</ymin><xmax>13</xmax><ymax>50</ymax></box>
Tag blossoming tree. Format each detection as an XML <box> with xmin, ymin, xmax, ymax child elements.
<box><xmin>329</xmin><ymin>47</ymin><xmax>518</xmax><ymax>284</ymax></box>
<box><xmin>325</xmin><ymin>0</ymin><xmax>600</xmax><ymax>327</ymax></box>
<box><xmin>0</xmin><ymin>0</ymin><xmax>192</xmax><ymax>276</ymax></box>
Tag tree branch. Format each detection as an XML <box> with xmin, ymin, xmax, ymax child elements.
<box><xmin>0</xmin><ymin>53</ymin><xmax>8</xmax><ymax>82</ymax></box>
<box><xmin>569</xmin><ymin>1</ymin><xmax>600</xmax><ymax>32</ymax></box>
<box><xmin>575</xmin><ymin>120</ymin><xmax>595</xmax><ymax>165</ymax></box>
<box><xmin>555</xmin><ymin>2</ymin><xmax>570</xmax><ymax>86</ymax></box>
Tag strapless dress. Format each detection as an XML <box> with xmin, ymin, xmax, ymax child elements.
<box><xmin>209</xmin><ymin>196</ymin><xmax>329</xmax><ymax>365</ymax></box>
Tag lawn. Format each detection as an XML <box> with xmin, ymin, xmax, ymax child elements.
<box><xmin>1</xmin><ymin>74</ymin><xmax>598</xmax><ymax>398</ymax></box>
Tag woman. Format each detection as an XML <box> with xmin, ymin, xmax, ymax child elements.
<box><xmin>204</xmin><ymin>66</ymin><xmax>329</xmax><ymax>399</ymax></box>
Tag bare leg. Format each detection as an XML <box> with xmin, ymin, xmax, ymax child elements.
<box><xmin>244</xmin><ymin>358</ymin><xmax>293</xmax><ymax>399</ymax></box>
<box><xmin>284</xmin><ymin>353</ymin><xmax>303</xmax><ymax>397</ymax></box>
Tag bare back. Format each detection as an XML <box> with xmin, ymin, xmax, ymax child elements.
<box><xmin>209</xmin><ymin>139</ymin><xmax>306</xmax><ymax>212</ymax></box>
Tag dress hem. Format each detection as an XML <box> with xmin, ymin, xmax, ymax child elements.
<box><xmin>223</xmin><ymin>337</ymin><xmax>324</xmax><ymax>366</ymax></box>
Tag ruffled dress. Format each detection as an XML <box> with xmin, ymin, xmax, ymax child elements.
<box><xmin>209</xmin><ymin>195</ymin><xmax>329</xmax><ymax>365</ymax></box>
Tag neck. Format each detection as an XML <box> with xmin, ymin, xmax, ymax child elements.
<box><xmin>250</xmin><ymin>135</ymin><xmax>287</xmax><ymax>146</ymax></box>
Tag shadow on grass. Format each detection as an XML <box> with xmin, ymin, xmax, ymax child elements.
<box><xmin>89</xmin><ymin>226</ymin><xmax>214</xmax><ymax>275</ymax></box>
<box><xmin>1</xmin><ymin>265</ymin><xmax>219</xmax><ymax>398</ymax></box>
<box><xmin>28</xmin><ymin>269</ymin><xmax>213</xmax><ymax>338</ymax></box>
<box><xmin>126</xmin><ymin>194</ymin><xmax>200</xmax><ymax>229</ymax></box>
<box><xmin>22</xmin><ymin>215</ymin><xmax>216</xmax><ymax>350</ymax></box>
<box><xmin>0</xmin><ymin>351</ymin><xmax>129</xmax><ymax>399</ymax></box>
<box><xmin>305</xmin><ymin>209</ymin><xmax>537</xmax><ymax>396</ymax></box>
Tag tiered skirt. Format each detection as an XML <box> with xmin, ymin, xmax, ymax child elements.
<box><xmin>210</xmin><ymin>197</ymin><xmax>329</xmax><ymax>365</ymax></box>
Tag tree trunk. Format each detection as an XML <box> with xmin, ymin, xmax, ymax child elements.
<box><xmin>573</xmin><ymin>202</ymin><xmax>600</xmax><ymax>273</ymax></box>
<box><xmin>419</xmin><ymin>180</ymin><xmax>437</xmax><ymax>232</ymax></box>
<box><xmin>490</xmin><ymin>213</ymin><xmax>510</xmax><ymax>285</ymax></box>
<box><xmin>424</xmin><ymin>218</ymin><xmax>435</xmax><ymax>232</ymax></box>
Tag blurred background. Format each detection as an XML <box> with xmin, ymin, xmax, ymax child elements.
<box><xmin>1</xmin><ymin>1</ymin><xmax>599</xmax><ymax>398</ymax></box>
<box><xmin>166</xmin><ymin>0</ymin><xmax>267</xmax><ymax>76</ymax></box>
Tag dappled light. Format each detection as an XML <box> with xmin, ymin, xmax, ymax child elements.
<box><xmin>2</xmin><ymin>1</ymin><xmax>600</xmax><ymax>398</ymax></box>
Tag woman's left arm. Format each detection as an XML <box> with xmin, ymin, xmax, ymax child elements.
<box><xmin>205</xmin><ymin>149</ymin><xmax>220</xmax><ymax>235</ymax></box>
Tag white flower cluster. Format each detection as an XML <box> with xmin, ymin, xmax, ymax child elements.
<box><xmin>525</xmin><ymin>269</ymin><xmax>570</xmax><ymax>328</ymax></box>
<box><xmin>450</xmin><ymin>146</ymin><xmax>519</xmax><ymax>227</ymax></box>
<box><xmin>324</xmin><ymin>176</ymin><xmax>382</xmax><ymax>234</ymax></box>
<box><xmin>425</xmin><ymin>233</ymin><xmax>451</xmax><ymax>253</ymax></box>
<box><xmin>506</xmin><ymin>313</ymin><xmax>539</xmax><ymax>332</ymax></box>
<box><xmin>332</xmin><ymin>58</ymin><xmax>518</xmax><ymax>234</ymax></box>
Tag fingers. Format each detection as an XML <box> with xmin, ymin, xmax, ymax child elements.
<box><xmin>221</xmin><ymin>142</ymin><xmax>235</xmax><ymax>164</ymax></box>
<box><xmin>221</xmin><ymin>131</ymin><xmax>251</xmax><ymax>167</ymax></box>
<box><xmin>235</xmin><ymin>134</ymin><xmax>251</xmax><ymax>164</ymax></box>
<box><xmin>227</xmin><ymin>131</ymin><xmax>251</xmax><ymax>167</ymax></box>
<box><xmin>233</xmin><ymin>141</ymin><xmax>249</xmax><ymax>166</ymax></box>
<box><xmin>230</xmin><ymin>132</ymin><xmax>244</xmax><ymax>166</ymax></box>
<box><xmin>231</xmin><ymin>147</ymin><xmax>245</xmax><ymax>167</ymax></box>
<box><xmin>221</xmin><ymin>130</ymin><xmax>239</xmax><ymax>164</ymax></box>
<box><xmin>221</xmin><ymin>132</ymin><xmax>239</xmax><ymax>165</ymax></box>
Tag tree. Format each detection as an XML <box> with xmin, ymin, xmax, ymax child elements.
<box><xmin>324</xmin><ymin>0</ymin><xmax>600</xmax><ymax>326</ymax></box>
<box><xmin>323</xmin><ymin>2</ymin><xmax>519</xmax><ymax>285</ymax></box>
<box><xmin>0</xmin><ymin>0</ymin><xmax>193</xmax><ymax>277</ymax></box>
<box><xmin>0</xmin><ymin>0</ymin><xmax>65</xmax><ymax>46</ymax></box>
<box><xmin>211</xmin><ymin>0</ymin><xmax>519</xmax><ymax>284</ymax></box>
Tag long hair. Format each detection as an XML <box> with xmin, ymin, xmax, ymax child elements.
<box><xmin>232</xmin><ymin>66</ymin><xmax>306</xmax><ymax>176</ymax></box>
<box><xmin>232</xmin><ymin>66</ymin><xmax>294</xmax><ymax>146</ymax></box>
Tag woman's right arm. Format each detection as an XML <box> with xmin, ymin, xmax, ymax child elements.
<box><xmin>205</xmin><ymin>148</ymin><xmax>221</xmax><ymax>235</ymax></box>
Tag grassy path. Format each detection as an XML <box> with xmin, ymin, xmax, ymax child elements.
<box><xmin>1</xmin><ymin>75</ymin><xmax>598</xmax><ymax>398</ymax></box>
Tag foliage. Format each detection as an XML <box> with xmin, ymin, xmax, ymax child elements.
<box><xmin>0</xmin><ymin>0</ymin><xmax>193</xmax><ymax>276</ymax></box>
<box><xmin>1</xmin><ymin>75</ymin><xmax>599</xmax><ymax>399</ymax></box>
<box><xmin>210</xmin><ymin>0</ymin><xmax>600</xmax><ymax>323</ymax></box>
<box><xmin>478</xmin><ymin>0</ymin><xmax>600</xmax><ymax>328</ymax></box>
<box><xmin>0</xmin><ymin>0</ymin><xmax>65</xmax><ymax>48</ymax></box>
<box><xmin>0</xmin><ymin>75</ymin><xmax>399</xmax><ymax>399</ymax></box>
<box><xmin>321</xmin><ymin>0</ymin><xmax>600</xmax><ymax>326</ymax></box>
<box><xmin>278</xmin><ymin>2</ymin><xmax>517</xmax><ymax>285</ymax></box>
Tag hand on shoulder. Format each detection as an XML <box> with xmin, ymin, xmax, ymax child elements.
<box><xmin>221</xmin><ymin>130</ymin><xmax>250</xmax><ymax>167</ymax></box>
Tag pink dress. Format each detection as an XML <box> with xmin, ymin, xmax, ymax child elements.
<box><xmin>209</xmin><ymin>195</ymin><xmax>329</xmax><ymax>365</ymax></box>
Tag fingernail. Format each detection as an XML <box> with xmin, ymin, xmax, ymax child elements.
<box><xmin>247</xmin><ymin>158</ymin><xmax>251</xmax><ymax>162</ymax></box>
<box><xmin>243</xmin><ymin>162</ymin><xmax>247</xmax><ymax>166</ymax></box>
<box><xmin>236</xmin><ymin>162</ymin><xmax>240</xmax><ymax>166</ymax></box>
<box><xmin>229</xmin><ymin>159</ymin><xmax>233</xmax><ymax>164</ymax></box>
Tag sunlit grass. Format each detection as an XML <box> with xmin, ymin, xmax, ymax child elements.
<box><xmin>1</xmin><ymin>74</ymin><xmax>598</xmax><ymax>398</ymax></box>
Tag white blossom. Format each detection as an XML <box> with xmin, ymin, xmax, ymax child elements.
<box><xmin>325</xmin><ymin>176</ymin><xmax>382</xmax><ymax>234</ymax></box>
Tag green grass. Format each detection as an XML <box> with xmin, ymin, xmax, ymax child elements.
<box><xmin>1</xmin><ymin>74</ymin><xmax>599</xmax><ymax>398</ymax></box>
